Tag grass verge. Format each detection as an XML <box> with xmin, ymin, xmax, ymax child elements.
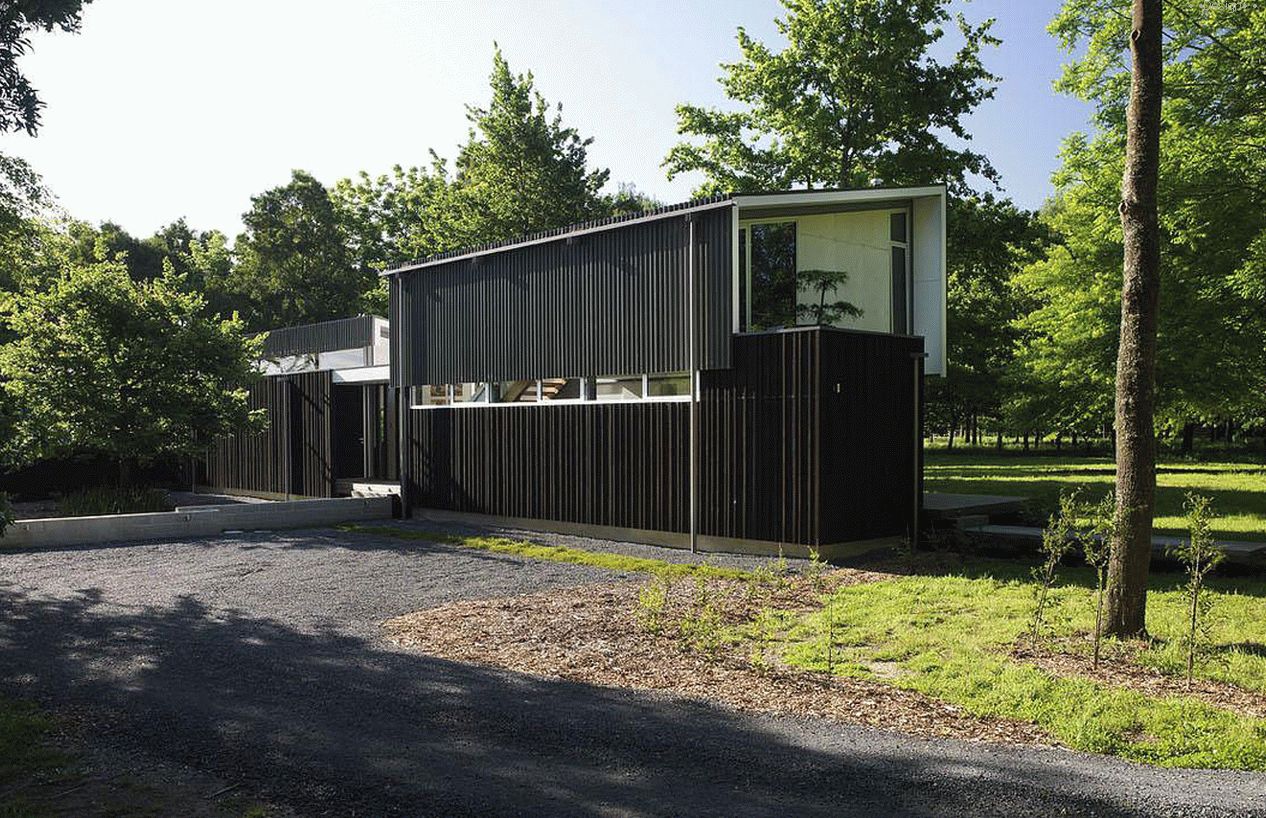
<box><xmin>924</xmin><ymin>452</ymin><xmax>1266</xmax><ymax>543</ymax></box>
<box><xmin>771</xmin><ymin>560</ymin><xmax>1266</xmax><ymax>769</ymax></box>
<box><xmin>341</xmin><ymin>525</ymin><xmax>750</xmax><ymax>580</ymax></box>
<box><xmin>0</xmin><ymin>696</ymin><xmax>64</xmax><ymax>816</ymax></box>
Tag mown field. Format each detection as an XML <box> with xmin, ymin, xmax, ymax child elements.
<box><xmin>924</xmin><ymin>451</ymin><xmax>1266</xmax><ymax>543</ymax></box>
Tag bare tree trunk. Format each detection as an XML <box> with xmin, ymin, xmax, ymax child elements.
<box><xmin>1105</xmin><ymin>0</ymin><xmax>1163</xmax><ymax>639</ymax></box>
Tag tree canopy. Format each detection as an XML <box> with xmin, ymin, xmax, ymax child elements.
<box><xmin>664</xmin><ymin>0</ymin><xmax>1000</xmax><ymax>195</ymax></box>
<box><xmin>0</xmin><ymin>260</ymin><xmax>260</xmax><ymax>482</ymax></box>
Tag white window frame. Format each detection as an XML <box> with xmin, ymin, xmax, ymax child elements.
<box><xmin>409</xmin><ymin>374</ymin><xmax>692</xmax><ymax>409</ymax></box>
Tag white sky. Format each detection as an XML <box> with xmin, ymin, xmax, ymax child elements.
<box><xmin>0</xmin><ymin>0</ymin><xmax>1092</xmax><ymax>238</ymax></box>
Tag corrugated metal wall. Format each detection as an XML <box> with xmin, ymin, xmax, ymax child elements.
<box><xmin>402</xmin><ymin>327</ymin><xmax>922</xmax><ymax>545</ymax></box>
<box><xmin>391</xmin><ymin>205</ymin><xmax>734</xmax><ymax>387</ymax></box>
<box><xmin>262</xmin><ymin>315</ymin><xmax>378</xmax><ymax>358</ymax></box>
<box><xmin>201</xmin><ymin>371</ymin><xmax>336</xmax><ymax>497</ymax></box>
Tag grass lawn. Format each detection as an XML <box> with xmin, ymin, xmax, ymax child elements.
<box><xmin>773</xmin><ymin>559</ymin><xmax>1266</xmax><ymax>770</ymax></box>
<box><xmin>343</xmin><ymin>524</ymin><xmax>750</xmax><ymax>579</ymax></box>
<box><xmin>0</xmin><ymin>696</ymin><xmax>63</xmax><ymax>817</ymax></box>
<box><xmin>924</xmin><ymin>451</ymin><xmax>1266</xmax><ymax>543</ymax></box>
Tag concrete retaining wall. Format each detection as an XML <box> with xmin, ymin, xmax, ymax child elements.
<box><xmin>0</xmin><ymin>496</ymin><xmax>394</xmax><ymax>550</ymax></box>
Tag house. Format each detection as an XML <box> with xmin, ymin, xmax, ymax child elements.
<box><xmin>203</xmin><ymin>185</ymin><xmax>946</xmax><ymax>557</ymax></box>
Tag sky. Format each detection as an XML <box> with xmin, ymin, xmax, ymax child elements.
<box><xmin>0</xmin><ymin>0</ymin><xmax>1095</xmax><ymax>238</ymax></box>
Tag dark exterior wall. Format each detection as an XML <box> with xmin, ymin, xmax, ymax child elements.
<box><xmin>405</xmin><ymin>402</ymin><xmax>689</xmax><ymax>532</ymax></box>
<box><xmin>390</xmin><ymin>205</ymin><xmax>734</xmax><ymax>387</ymax></box>
<box><xmin>202</xmin><ymin>371</ymin><xmax>335</xmax><ymax>498</ymax></box>
<box><xmin>402</xmin><ymin>327</ymin><xmax>923</xmax><ymax>546</ymax></box>
<box><xmin>262</xmin><ymin>315</ymin><xmax>380</xmax><ymax>358</ymax></box>
<box><xmin>816</xmin><ymin>329</ymin><xmax>923</xmax><ymax>544</ymax></box>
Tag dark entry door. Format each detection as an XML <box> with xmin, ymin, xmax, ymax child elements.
<box><xmin>332</xmin><ymin>385</ymin><xmax>366</xmax><ymax>479</ymax></box>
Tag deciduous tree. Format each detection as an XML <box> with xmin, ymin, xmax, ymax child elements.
<box><xmin>0</xmin><ymin>260</ymin><xmax>261</xmax><ymax>484</ymax></box>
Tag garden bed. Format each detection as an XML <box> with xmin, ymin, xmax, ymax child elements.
<box><xmin>377</xmin><ymin>526</ymin><xmax>1266</xmax><ymax>770</ymax></box>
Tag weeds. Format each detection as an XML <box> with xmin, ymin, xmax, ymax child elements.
<box><xmin>636</xmin><ymin>575</ymin><xmax>671</xmax><ymax>635</ymax></box>
<box><xmin>1170</xmin><ymin>493</ymin><xmax>1225</xmax><ymax>688</ymax></box>
<box><xmin>678</xmin><ymin>575</ymin><xmax>724</xmax><ymax>658</ymax></box>
<box><xmin>806</xmin><ymin>547</ymin><xmax>827</xmax><ymax>593</ymax></box>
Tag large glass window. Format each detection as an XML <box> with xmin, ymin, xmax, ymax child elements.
<box><xmin>890</xmin><ymin>210</ymin><xmax>910</xmax><ymax>335</ymax></box>
<box><xmin>593</xmin><ymin>376</ymin><xmax>643</xmax><ymax>402</ymax></box>
<box><xmin>748</xmin><ymin>222</ymin><xmax>798</xmax><ymax>331</ymax></box>
<box><xmin>647</xmin><ymin>373</ymin><xmax>690</xmax><ymax>398</ymax></box>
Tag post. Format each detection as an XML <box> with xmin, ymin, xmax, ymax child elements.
<box><xmin>687</xmin><ymin>215</ymin><xmax>699</xmax><ymax>554</ymax></box>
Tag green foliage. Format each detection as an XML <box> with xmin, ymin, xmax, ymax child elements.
<box><xmin>56</xmin><ymin>485</ymin><xmax>172</xmax><ymax>517</ymax></box>
<box><xmin>450</xmin><ymin>47</ymin><xmax>610</xmax><ymax>244</ymax></box>
<box><xmin>0</xmin><ymin>1</ymin><xmax>91</xmax><ymax>137</ymax></box>
<box><xmin>794</xmin><ymin>268</ymin><xmax>862</xmax><ymax>326</ymax></box>
<box><xmin>1015</xmin><ymin>0</ymin><xmax>1266</xmax><ymax>432</ymax></box>
<box><xmin>776</xmin><ymin>564</ymin><xmax>1266</xmax><ymax>769</ymax></box>
<box><xmin>636</xmin><ymin>575</ymin><xmax>671</xmax><ymax>635</ymax></box>
<box><xmin>0</xmin><ymin>491</ymin><xmax>12</xmax><ymax>538</ymax></box>
<box><xmin>0</xmin><ymin>260</ymin><xmax>262</xmax><ymax>479</ymax></box>
<box><xmin>1082</xmin><ymin>490</ymin><xmax>1116</xmax><ymax>667</ymax></box>
<box><xmin>926</xmin><ymin>196</ymin><xmax>1051</xmax><ymax>440</ymax></box>
<box><xmin>664</xmin><ymin>0</ymin><xmax>1000</xmax><ymax>195</ymax></box>
<box><xmin>677</xmin><ymin>574</ymin><xmax>724</xmax><ymax>658</ymax></box>
<box><xmin>1170</xmin><ymin>493</ymin><xmax>1226</xmax><ymax>687</ymax></box>
<box><xmin>1030</xmin><ymin>490</ymin><xmax>1080</xmax><ymax>643</ymax></box>
<box><xmin>231</xmin><ymin>170</ymin><xmax>368</xmax><ymax>331</ymax></box>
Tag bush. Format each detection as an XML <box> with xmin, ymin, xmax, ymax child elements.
<box><xmin>57</xmin><ymin>486</ymin><xmax>173</xmax><ymax>517</ymax></box>
<box><xmin>0</xmin><ymin>491</ymin><xmax>13</xmax><ymax>538</ymax></box>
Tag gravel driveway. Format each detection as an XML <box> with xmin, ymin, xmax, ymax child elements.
<box><xmin>2</xmin><ymin>524</ymin><xmax>1264</xmax><ymax>817</ymax></box>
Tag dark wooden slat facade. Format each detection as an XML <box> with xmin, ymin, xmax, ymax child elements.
<box><xmin>201</xmin><ymin>371</ymin><xmax>335</xmax><ymax>498</ymax></box>
<box><xmin>402</xmin><ymin>328</ymin><xmax>922</xmax><ymax>546</ymax></box>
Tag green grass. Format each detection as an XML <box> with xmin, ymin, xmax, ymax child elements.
<box><xmin>925</xmin><ymin>451</ymin><xmax>1266</xmax><ymax>543</ymax></box>
<box><xmin>772</xmin><ymin>560</ymin><xmax>1266</xmax><ymax>769</ymax></box>
<box><xmin>342</xmin><ymin>525</ymin><xmax>750</xmax><ymax>580</ymax></box>
<box><xmin>0</xmin><ymin>695</ymin><xmax>64</xmax><ymax>816</ymax></box>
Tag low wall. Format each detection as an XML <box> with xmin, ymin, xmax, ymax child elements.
<box><xmin>0</xmin><ymin>496</ymin><xmax>394</xmax><ymax>550</ymax></box>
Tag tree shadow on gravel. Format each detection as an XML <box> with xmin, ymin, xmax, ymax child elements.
<box><xmin>0</xmin><ymin>582</ymin><xmax>1256</xmax><ymax>818</ymax></box>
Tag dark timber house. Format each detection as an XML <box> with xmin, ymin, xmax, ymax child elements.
<box><xmin>204</xmin><ymin>186</ymin><xmax>947</xmax><ymax>557</ymax></box>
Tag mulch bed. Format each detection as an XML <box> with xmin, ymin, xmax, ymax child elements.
<box><xmin>384</xmin><ymin>569</ymin><xmax>1051</xmax><ymax>747</ymax></box>
<box><xmin>1013</xmin><ymin>640</ymin><xmax>1266</xmax><ymax>718</ymax></box>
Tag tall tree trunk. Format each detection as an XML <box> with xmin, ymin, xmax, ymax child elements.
<box><xmin>1181</xmin><ymin>422</ymin><xmax>1196</xmax><ymax>454</ymax></box>
<box><xmin>1105</xmin><ymin>0</ymin><xmax>1163</xmax><ymax>639</ymax></box>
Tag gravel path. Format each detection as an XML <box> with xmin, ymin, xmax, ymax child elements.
<box><xmin>2</xmin><ymin>523</ymin><xmax>1264</xmax><ymax>817</ymax></box>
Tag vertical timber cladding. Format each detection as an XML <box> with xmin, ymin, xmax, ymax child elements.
<box><xmin>202</xmin><ymin>371</ymin><xmax>336</xmax><ymax>498</ymax></box>
<box><xmin>405</xmin><ymin>402</ymin><xmax>689</xmax><ymax>532</ymax></box>
<box><xmin>816</xmin><ymin>329</ymin><xmax>924</xmax><ymax>544</ymax></box>
<box><xmin>402</xmin><ymin>328</ymin><xmax>920</xmax><ymax>545</ymax></box>
<box><xmin>698</xmin><ymin>331</ymin><xmax>821</xmax><ymax>544</ymax></box>
<box><xmin>392</xmin><ymin>204</ymin><xmax>734</xmax><ymax>386</ymax></box>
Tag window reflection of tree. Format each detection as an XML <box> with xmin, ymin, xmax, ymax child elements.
<box><xmin>750</xmin><ymin>222</ymin><xmax>797</xmax><ymax>330</ymax></box>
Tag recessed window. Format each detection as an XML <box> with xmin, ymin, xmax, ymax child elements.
<box><xmin>890</xmin><ymin>212</ymin><xmax>908</xmax><ymax>244</ymax></box>
<box><xmin>594</xmin><ymin>376</ymin><xmax>643</xmax><ymax>401</ymax></box>
<box><xmin>541</xmin><ymin>378</ymin><xmax>583</xmax><ymax>401</ymax></box>
<box><xmin>497</xmin><ymin>381</ymin><xmax>540</xmax><ymax>403</ymax></box>
<box><xmin>891</xmin><ymin>246</ymin><xmax>908</xmax><ymax>335</ymax></box>
<box><xmin>411</xmin><ymin>384</ymin><xmax>452</xmax><ymax>407</ymax></box>
<box><xmin>647</xmin><ymin>373</ymin><xmax>690</xmax><ymax>398</ymax></box>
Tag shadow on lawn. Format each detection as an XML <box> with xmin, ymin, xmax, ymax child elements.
<box><xmin>0</xmin><ymin>579</ymin><xmax>1230</xmax><ymax>817</ymax></box>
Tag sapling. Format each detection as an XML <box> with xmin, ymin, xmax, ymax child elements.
<box><xmin>1082</xmin><ymin>491</ymin><xmax>1116</xmax><ymax>668</ymax></box>
<box><xmin>806</xmin><ymin>547</ymin><xmax>827</xmax><ymax>593</ymax></box>
<box><xmin>1029</xmin><ymin>490</ymin><xmax>1080</xmax><ymax>645</ymax></box>
<box><xmin>1170</xmin><ymin>493</ymin><xmax>1224</xmax><ymax>688</ymax></box>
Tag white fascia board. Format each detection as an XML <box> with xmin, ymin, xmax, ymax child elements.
<box><xmin>332</xmin><ymin>365</ymin><xmax>390</xmax><ymax>384</ymax></box>
<box><xmin>732</xmin><ymin>185</ymin><xmax>946</xmax><ymax>212</ymax></box>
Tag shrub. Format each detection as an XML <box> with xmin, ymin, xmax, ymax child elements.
<box><xmin>1082</xmin><ymin>491</ymin><xmax>1116</xmax><ymax>667</ymax></box>
<box><xmin>57</xmin><ymin>486</ymin><xmax>172</xmax><ymax>517</ymax></box>
<box><xmin>636</xmin><ymin>576</ymin><xmax>671</xmax><ymax>635</ymax></box>
<box><xmin>1170</xmin><ymin>493</ymin><xmax>1225</xmax><ymax>687</ymax></box>
<box><xmin>1030</xmin><ymin>490</ymin><xmax>1080</xmax><ymax>644</ymax></box>
<box><xmin>0</xmin><ymin>492</ymin><xmax>13</xmax><ymax>538</ymax></box>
